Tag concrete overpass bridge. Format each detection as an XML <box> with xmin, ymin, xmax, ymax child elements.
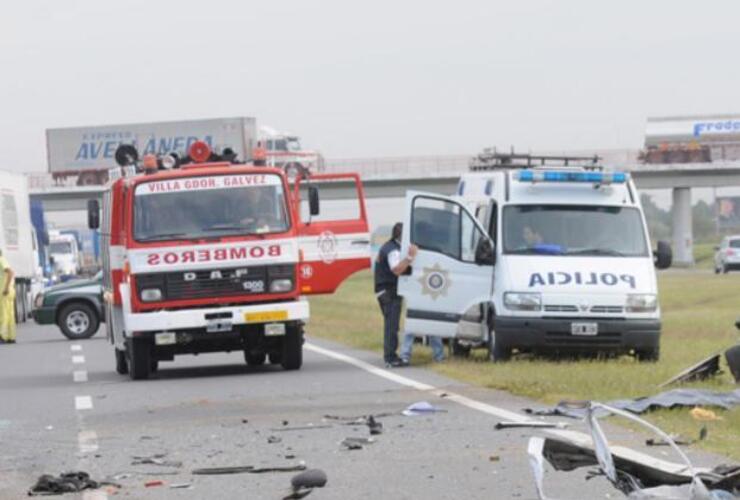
<box><xmin>28</xmin><ymin>158</ymin><xmax>740</xmax><ymax>265</ymax></box>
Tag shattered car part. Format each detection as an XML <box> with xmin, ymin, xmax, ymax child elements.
<box><xmin>402</xmin><ymin>401</ymin><xmax>446</xmax><ymax>416</ymax></box>
<box><xmin>28</xmin><ymin>471</ymin><xmax>101</xmax><ymax>496</ymax></box>
<box><xmin>341</xmin><ymin>437</ymin><xmax>375</xmax><ymax>450</ymax></box>
<box><xmin>659</xmin><ymin>354</ymin><xmax>722</xmax><ymax>388</ymax></box>
<box><xmin>526</xmin><ymin>389</ymin><xmax>740</xmax><ymax>418</ymax></box>
<box><xmin>367</xmin><ymin>415</ymin><xmax>383</xmax><ymax>435</ymax></box>
<box><xmin>284</xmin><ymin>469</ymin><xmax>328</xmax><ymax>499</ymax></box>
<box><xmin>527</xmin><ymin>402</ymin><xmax>739</xmax><ymax>499</ymax></box>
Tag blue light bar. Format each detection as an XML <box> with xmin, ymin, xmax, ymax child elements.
<box><xmin>516</xmin><ymin>170</ymin><xmax>627</xmax><ymax>184</ymax></box>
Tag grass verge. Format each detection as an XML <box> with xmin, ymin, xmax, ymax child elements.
<box><xmin>309</xmin><ymin>269</ymin><xmax>740</xmax><ymax>460</ymax></box>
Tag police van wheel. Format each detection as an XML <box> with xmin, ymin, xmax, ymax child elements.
<box><xmin>115</xmin><ymin>348</ymin><xmax>128</xmax><ymax>375</ymax></box>
<box><xmin>245</xmin><ymin>351</ymin><xmax>266</xmax><ymax>366</ymax></box>
<box><xmin>636</xmin><ymin>346</ymin><xmax>660</xmax><ymax>362</ymax></box>
<box><xmin>128</xmin><ymin>338</ymin><xmax>152</xmax><ymax>380</ymax></box>
<box><xmin>487</xmin><ymin>329</ymin><xmax>511</xmax><ymax>362</ymax></box>
<box><xmin>451</xmin><ymin>340</ymin><xmax>471</xmax><ymax>358</ymax></box>
<box><xmin>281</xmin><ymin>324</ymin><xmax>303</xmax><ymax>371</ymax></box>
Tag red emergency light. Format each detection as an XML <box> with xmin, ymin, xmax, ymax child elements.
<box><xmin>189</xmin><ymin>141</ymin><xmax>212</xmax><ymax>163</ymax></box>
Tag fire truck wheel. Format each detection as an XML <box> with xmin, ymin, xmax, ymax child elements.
<box><xmin>244</xmin><ymin>351</ymin><xmax>266</xmax><ymax>366</ymax></box>
<box><xmin>115</xmin><ymin>348</ymin><xmax>128</xmax><ymax>375</ymax></box>
<box><xmin>128</xmin><ymin>338</ymin><xmax>152</xmax><ymax>380</ymax></box>
<box><xmin>58</xmin><ymin>302</ymin><xmax>100</xmax><ymax>340</ymax></box>
<box><xmin>281</xmin><ymin>324</ymin><xmax>303</xmax><ymax>370</ymax></box>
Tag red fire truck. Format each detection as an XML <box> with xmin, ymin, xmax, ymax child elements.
<box><xmin>88</xmin><ymin>141</ymin><xmax>370</xmax><ymax>379</ymax></box>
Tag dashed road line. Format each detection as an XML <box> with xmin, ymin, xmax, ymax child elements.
<box><xmin>70</xmin><ymin>344</ymin><xmax>83</xmax><ymax>352</ymax></box>
<box><xmin>78</xmin><ymin>430</ymin><xmax>99</xmax><ymax>453</ymax></box>
<box><xmin>75</xmin><ymin>395</ymin><xmax>93</xmax><ymax>411</ymax></box>
<box><xmin>73</xmin><ymin>370</ymin><xmax>88</xmax><ymax>383</ymax></box>
<box><xmin>72</xmin><ymin>355</ymin><xmax>86</xmax><ymax>364</ymax></box>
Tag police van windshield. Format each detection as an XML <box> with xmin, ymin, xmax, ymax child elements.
<box><xmin>50</xmin><ymin>241</ymin><xmax>73</xmax><ymax>254</ymax></box>
<box><xmin>133</xmin><ymin>174</ymin><xmax>289</xmax><ymax>242</ymax></box>
<box><xmin>503</xmin><ymin>205</ymin><xmax>648</xmax><ymax>257</ymax></box>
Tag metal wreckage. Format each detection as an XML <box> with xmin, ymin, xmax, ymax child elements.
<box><xmin>527</xmin><ymin>402</ymin><xmax>739</xmax><ymax>499</ymax></box>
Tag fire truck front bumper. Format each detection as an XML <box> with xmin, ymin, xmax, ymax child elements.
<box><xmin>121</xmin><ymin>286</ymin><xmax>309</xmax><ymax>334</ymax></box>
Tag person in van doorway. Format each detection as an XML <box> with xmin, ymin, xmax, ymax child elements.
<box><xmin>0</xmin><ymin>249</ymin><xmax>16</xmax><ymax>344</ymax></box>
<box><xmin>375</xmin><ymin>222</ymin><xmax>417</xmax><ymax>368</ymax></box>
<box><xmin>400</xmin><ymin>332</ymin><xmax>445</xmax><ymax>365</ymax></box>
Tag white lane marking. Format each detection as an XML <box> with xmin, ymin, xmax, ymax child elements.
<box><xmin>73</xmin><ymin>370</ymin><xmax>88</xmax><ymax>383</ymax></box>
<box><xmin>70</xmin><ymin>344</ymin><xmax>83</xmax><ymax>352</ymax></box>
<box><xmin>75</xmin><ymin>396</ymin><xmax>93</xmax><ymax>411</ymax></box>
<box><xmin>305</xmin><ymin>342</ymin><xmax>699</xmax><ymax>473</ymax></box>
<box><xmin>78</xmin><ymin>430</ymin><xmax>99</xmax><ymax>453</ymax></box>
<box><xmin>72</xmin><ymin>355</ymin><xmax>86</xmax><ymax>364</ymax></box>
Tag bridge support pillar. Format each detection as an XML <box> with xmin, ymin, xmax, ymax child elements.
<box><xmin>671</xmin><ymin>187</ymin><xmax>694</xmax><ymax>266</ymax></box>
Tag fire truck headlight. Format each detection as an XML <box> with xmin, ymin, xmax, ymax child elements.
<box><xmin>269</xmin><ymin>279</ymin><xmax>293</xmax><ymax>293</ymax></box>
<box><xmin>141</xmin><ymin>288</ymin><xmax>163</xmax><ymax>302</ymax></box>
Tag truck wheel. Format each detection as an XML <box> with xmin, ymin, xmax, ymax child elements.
<box><xmin>487</xmin><ymin>328</ymin><xmax>511</xmax><ymax>362</ymax></box>
<box><xmin>244</xmin><ymin>351</ymin><xmax>266</xmax><ymax>366</ymax></box>
<box><xmin>128</xmin><ymin>338</ymin><xmax>152</xmax><ymax>380</ymax></box>
<box><xmin>115</xmin><ymin>348</ymin><xmax>128</xmax><ymax>375</ymax></box>
<box><xmin>59</xmin><ymin>302</ymin><xmax>99</xmax><ymax>340</ymax></box>
<box><xmin>636</xmin><ymin>346</ymin><xmax>660</xmax><ymax>362</ymax></box>
<box><xmin>722</xmin><ymin>264</ymin><xmax>729</xmax><ymax>274</ymax></box>
<box><xmin>281</xmin><ymin>324</ymin><xmax>303</xmax><ymax>370</ymax></box>
<box><xmin>451</xmin><ymin>339</ymin><xmax>471</xmax><ymax>358</ymax></box>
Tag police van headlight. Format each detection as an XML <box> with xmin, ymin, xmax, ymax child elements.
<box><xmin>269</xmin><ymin>279</ymin><xmax>293</xmax><ymax>293</ymax></box>
<box><xmin>625</xmin><ymin>294</ymin><xmax>657</xmax><ymax>313</ymax></box>
<box><xmin>140</xmin><ymin>288</ymin><xmax>163</xmax><ymax>302</ymax></box>
<box><xmin>504</xmin><ymin>292</ymin><xmax>541</xmax><ymax>311</ymax></box>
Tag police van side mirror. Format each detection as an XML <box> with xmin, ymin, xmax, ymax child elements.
<box><xmin>308</xmin><ymin>186</ymin><xmax>320</xmax><ymax>216</ymax></box>
<box><xmin>475</xmin><ymin>237</ymin><xmax>496</xmax><ymax>265</ymax></box>
<box><xmin>654</xmin><ymin>240</ymin><xmax>672</xmax><ymax>270</ymax></box>
<box><xmin>87</xmin><ymin>199</ymin><xmax>100</xmax><ymax>230</ymax></box>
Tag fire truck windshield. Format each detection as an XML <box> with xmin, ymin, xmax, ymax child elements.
<box><xmin>133</xmin><ymin>174</ymin><xmax>289</xmax><ymax>242</ymax></box>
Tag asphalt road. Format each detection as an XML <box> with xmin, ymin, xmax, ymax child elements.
<box><xmin>0</xmin><ymin>322</ymin><xmax>730</xmax><ymax>499</ymax></box>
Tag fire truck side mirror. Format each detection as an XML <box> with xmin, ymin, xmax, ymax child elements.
<box><xmin>87</xmin><ymin>199</ymin><xmax>100</xmax><ymax>230</ymax></box>
<box><xmin>308</xmin><ymin>185</ymin><xmax>320</xmax><ymax>216</ymax></box>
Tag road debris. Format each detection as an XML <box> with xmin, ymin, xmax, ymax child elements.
<box><xmin>271</xmin><ymin>424</ymin><xmax>333</xmax><ymax>432</ymax></box>
<box><xmin>192</xmin><ymin>464</ymin><xmax>306</xmax><ymax>475</ymax></box>
<box><xmin>284</xmin><ymin>469</ymin><xmax>328</xmax><ymax>500</ymax></box>
<box><xmin>645</xmin><ymin>435</ymin><xmax>695</xmax><ymax>447</ymax></box>
<box><xmin>170</xmin><ymin>483</ymin><xmax>193</xmax><ymax>489</ymax></box>
<box><xmin>131</xmin><ymin>454</ymin><xmax>182</xmax><ymax>467</ymax></box>
<box><xmin>689</xmin><ymin>407</ymin><xmax>723</xmax><ymax>421</ymax></box>
<box><xmin>494</xmin><ymin>421</ymin><xmax>569</xmax><ymax>430</ymax></box>
<box><xmin>268</xmin><ymin>435</ymin><xmax>283</xmax><ymax>444</ymax></box>
<box><xmin>323</xmin><ymin>412</ymin><xmax>396</xmax><ymax>423</ymax></box>
<box><xmin>144</xmin><ymin>480</ymin><xmax>165</xmax><ymax>488</ymax></box>
<box><xmin>525</xmin><ymin>389</ymin><xmax>740</xmax><ymax>417</ymax></box>
<box><xmin>526</xmin><ymin>401</ymin><xmax>739</xmax><ymax>499</ymax></box>
<box><xmin>367</xmin><ymin>415</ymin><xmax>383</xmax><ymax>435</ymax></box>
<box><xmin>659</xmin><ymin>353</ymin><xmax>722</xmax><ymax>387</ymax></box>
<box><xmin>341</xmin><ymin>437</ymin><xmax>375</xmax><ymax>450</ymax></box>
<box><xmin>402</xmin><ymin>401</ymin><xmax>446</xmax><ymax>416</ymax></box>
<box><xmin>726</xmin><ymin>345</ymin><xmax>740</xmax><ymax>383</ymax></box>
<box><xmin>28</xmin><ymin>471</ymin><xmax>102</xmax><ymax>496</ymax></box>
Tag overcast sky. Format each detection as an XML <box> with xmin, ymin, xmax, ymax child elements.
<box><xmin>1</xmin><ymin>0</ymin><xmax>739</xmax><ymax>173</ymax></box>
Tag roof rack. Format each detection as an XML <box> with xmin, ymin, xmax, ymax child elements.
<box><xmin>469</xmin><ymin>148</ymin><xmax>602</xmax><ymax>171</ymax></box>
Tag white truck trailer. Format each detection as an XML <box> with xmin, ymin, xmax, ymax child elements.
<box><xmin>0</xmin><ymin>170</ymin><xmax>43</xmax><ymax>322</ymax></box>
<box><xmin>46</xmin><ymin>117</ymin><xmax>257</xmax><ymax>185</ymax></box>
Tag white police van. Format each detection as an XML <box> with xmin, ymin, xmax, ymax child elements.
<box><xmin>398</xmin><ymin>162</ymin><xmax>672</xmax><ymax>361</ymax></box>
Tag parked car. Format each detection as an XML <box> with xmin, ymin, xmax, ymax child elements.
<box><xmin>33</xmin><ymin>272</ymin><xmax>104</xmax><ymax>339</ymax></box>
<box><xmin>714</xmin><ymin>236</ymin><xmax>740</xmax><ymax>274</ymax></box>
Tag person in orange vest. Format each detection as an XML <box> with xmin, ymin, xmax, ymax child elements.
<box><xmin>0</xmin><ymin>248</ymin><xmax>16</xmax><ymax>344</ymax></box>
<box><xmin>253</xmin><ymin>142</ymin><xmax>267</xmax><ymax>167</ymax></box>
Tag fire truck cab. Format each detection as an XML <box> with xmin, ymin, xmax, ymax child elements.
<box><xmin>89</xmin><ymin>142</ymin><xmax>370</xmax><ymax>379</ymax></box>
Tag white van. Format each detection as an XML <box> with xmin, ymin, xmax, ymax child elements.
<box><xmin>398</xmin><ymin>166</ymin><xmax>672</xmax><ymax>361</ymax></box>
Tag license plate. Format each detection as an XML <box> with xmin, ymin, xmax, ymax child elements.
<box><xmin>264</xmin><ymin>323</ymin><xmax>286</xmax><ymax>336</ymax></box>
<box><xmin>571</xmin><ymin>322</ymin><xmax>598</xmax><ymax>336</ymax></box>
<box><xmin>244</xmin><ymin>310</ymin><xmax>289</xmax><ymax>323</ymax></box>
<box><xmin>155</xmin><ymin>332</ymin><xmax>176</xmax><ymax>345</ymax></box>
<box><xmin>206</xmin><ymin>320</ymin><xmax>233</xmax><ymax>333</ymax></box>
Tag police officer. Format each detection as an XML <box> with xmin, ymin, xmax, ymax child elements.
<box><xmin>374</xmin><ymin>222</ymin><xmax>417</xmax><ymax>367</ymax></box>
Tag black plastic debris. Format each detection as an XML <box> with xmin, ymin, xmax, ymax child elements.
<box><xmin>495</xmin><ymin>421</ymin><xmax>568</xmax><ymax>430</ymax></box>
<box><xmin>367</xmin><ymin>416</ymin><xmax>383</xmax><ymax>435</ymax></box>
<box><xmin>28</xmin><ymin>471</ymin><xmax>99</xmax><ymax>496</ymax></box>
<box><xmin>659</xmin><ymin>353</ymin><xmax>722</xmax><ymax>387</ymax></box>
<box><xmin>268</xmin><ymin>435</ymin><xmax>283</xmax><ymax>444</ymax></box>
<box><xmin>283</xmin><ymin>469</ymin><xmax>328</xmax><ymax>499</ymax></box>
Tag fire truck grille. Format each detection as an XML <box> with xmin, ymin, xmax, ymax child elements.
<box><xmin>135</xmin><ymin>265</ymin><xmax>295</xmax><ymax>302</ymax></box>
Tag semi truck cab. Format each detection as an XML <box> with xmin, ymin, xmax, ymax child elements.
<box><xmin>398</xmin><ymin>165</ymin><xmax>672</xmax><ymax>361</ymax></box>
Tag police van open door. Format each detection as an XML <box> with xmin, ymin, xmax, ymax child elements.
<box><xmin>398</xmin><ymin>191</ymin><xmax>496</xmax><ymax>355</ymax></box>
<box><xmin>294</xmin><ymin>173</ymin><xmax>371</xmax><ymax>295</ymax></box>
